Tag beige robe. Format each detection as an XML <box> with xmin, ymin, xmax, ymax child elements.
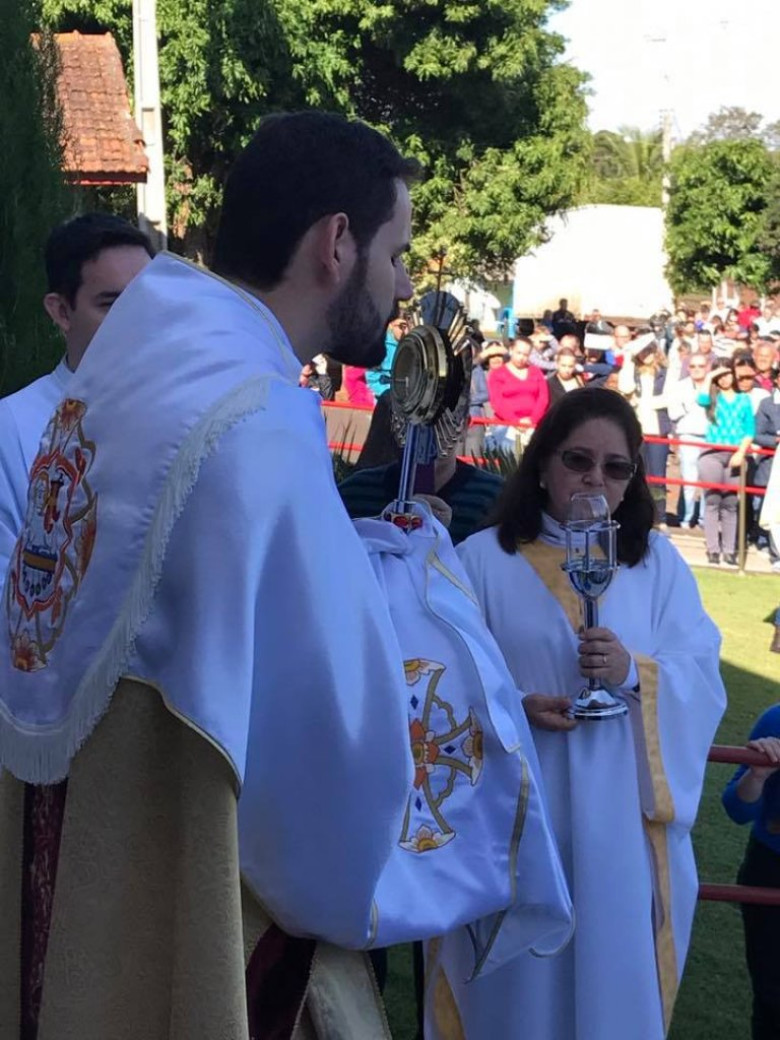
<box><xmin>0</xmin><ymin>678</ymin><xmax>389</xmax><ymax>1040</ymax></box>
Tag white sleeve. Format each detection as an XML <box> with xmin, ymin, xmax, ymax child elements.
<box><xmin>132</xmin><ymin>404</ymin><xmax>413</xmax><ymax>948</ymax></box>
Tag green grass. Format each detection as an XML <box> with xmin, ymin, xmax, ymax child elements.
<box><xmin>671</xmin><ymin>569</ymin><xmax>780</xmax><ymax>1040</ymax></box>
<box><xmin>383</xmin><ymin>568</ymin><xmax>780</xmax><ymax>1039</ymax></box>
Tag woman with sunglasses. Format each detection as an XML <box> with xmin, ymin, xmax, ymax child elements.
<box><xmin>449</xmin><ymin>388</ymin><xmax>725</xmax><ymax>1040</ymax></box>
<box><xmin>697</xmin><ymin>360</ymin><xmax>756</xmax><ymax>566</ymax></box>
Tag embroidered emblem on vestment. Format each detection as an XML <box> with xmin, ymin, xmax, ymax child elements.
<box><xmin>400</xmin><ymin>658</ymin><xmax>484</xmax><ymax>853</ymax></box>
<box><xmin>7</xmin><ymin>399</ymin><xmax>97</xmax><ymax>671</ymax></box>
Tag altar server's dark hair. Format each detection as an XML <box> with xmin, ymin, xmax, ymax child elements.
<box><xmin>45</xmin><ymin>214</ymin><xmax>153</xmax><ymax>306</ymax></box>
<box><xmin>212</xmin><ymin>111</ymin><xmax>419</xmax><ymax>290</ymax></box>
<box><xmin>489</xmin><ymin>387</ymin><xmax>655</xmax><ymax>566</ymax></box>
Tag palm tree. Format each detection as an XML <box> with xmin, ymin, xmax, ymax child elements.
<box><xmin>585</xmin><ymin>126</ymin><xmax>664</xmax><ymax>207</ymax></box>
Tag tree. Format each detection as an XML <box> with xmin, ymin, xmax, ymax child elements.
<box><xmin>665</xmin><ymin>138</ymin><xmax>774</xmax><ymax>293</ymax></box>
<box><xmin>41</xmin><ymin>0</ymin><xmax>590</xmax><ymax>281</ymax></box>
<box><xmin>688</xmin><ymin>105</ymin><xmax>764</xmax><ymax>146</ymax></box>
<box><xmin>579</xmin><ymin>127</ymin><xmax>663</xmax><ymax>207</ymax></box>
<box><xmin>764</xmin><ymin>119</ymin><xmax>780</xmax><ymax>153</ymax></box>
<box><xmin>0</xmin><ymin>0</ymin><xmax>76</xmax><ymax>395</ymax></box>
<box><xmin>756</xmin><ymin>157</ymin><xmax>780</xmax><ymax>285</ymax></box>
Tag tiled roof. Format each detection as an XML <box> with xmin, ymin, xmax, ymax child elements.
<box><xmin>52</xmin><ymin>32</ymin><xmax>148</xmax><ymax>185</ymax></box>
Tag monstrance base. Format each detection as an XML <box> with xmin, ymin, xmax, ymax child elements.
<box><xmin>571</xmin><ymin>684</ymin><xmax>628</xmax><ymax>721</ymax></box>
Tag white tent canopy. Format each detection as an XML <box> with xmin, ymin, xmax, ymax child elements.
<box><xmin>512</xmin><ymin>205</ymin><xmax>673</xmax><ymax>322</ymax></box>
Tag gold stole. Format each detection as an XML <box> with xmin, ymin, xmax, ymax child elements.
<box><xmin>517</xmin><ymin>540</ymin><xmax>679</xmax><ymax>1033</ymax></box>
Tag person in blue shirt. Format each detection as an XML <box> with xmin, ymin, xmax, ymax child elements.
<box><xmin>722</xmin><ymin>705</ymin><xmax>780</xmax><ymax>1039</ymax></box>
<box><xmin>697</xmin><ymin>361</ymin><xmax>756</xmax><ymax>566</ymax></box>
<box><xmin>365</xmin><ymin>315</ymin><xmax>408</xmax><ymax>398</ymax></box>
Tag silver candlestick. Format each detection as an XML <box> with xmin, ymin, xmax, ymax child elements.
<box><xmin>561</xmin><ymin>493</ymin><xmax>628</xmax><ymax>720</ymax></box>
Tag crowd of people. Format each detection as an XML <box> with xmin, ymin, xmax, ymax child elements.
<box><xmin>0</xmin><ymin>111</ymin><xmax>775</xmax><ymax>1040</ymax></box>
<box><xmin>333</xmin><ymin>300</ymin><xmax>780</xmax><ymax>574</ymax></box>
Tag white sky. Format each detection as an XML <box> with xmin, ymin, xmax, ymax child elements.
<box><xmin>549</xmin><ymin>0</ymin><xmax>780</xmax><ymax>140</ymax></box>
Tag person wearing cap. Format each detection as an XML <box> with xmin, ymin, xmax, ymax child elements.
<box><xmin>581</xmin><ymin>320</ymin><xmax>618</xmax><ymax>387</ymax></box>
<box><xmin>529</xmin><ymin>324</ymin><xmax>558</xmax><ymax>373</ymax></box>
<box><xmin>697</xmin><ymin>359</ymin><xmax>756</xmax><ymax>566</ymax></box>
<box><xmin>618</xmin><ymin>332</ymin><xmax>671</xmax><ymax>527</ymax></box>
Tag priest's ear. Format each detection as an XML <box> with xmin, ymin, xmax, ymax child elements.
<box><xmin>314</xmin><ymin>212</ymin><xmax>357</xmax><ymax>288</ymax></box>
<box><xmin>43</xmin><ymin>293</ymin><xmax>73</xmax><ymax>335</ymax></box>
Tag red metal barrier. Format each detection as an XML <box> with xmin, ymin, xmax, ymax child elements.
<box><xmin>698</xmin><ymin>746</ymin><xmax>780</xmax><ymax>907</ymax></box>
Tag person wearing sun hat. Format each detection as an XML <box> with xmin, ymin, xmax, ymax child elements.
<box><xmin>696</xmin><ymin>358</ymin><xmax>756</xmax><ymax>565</ymax></box>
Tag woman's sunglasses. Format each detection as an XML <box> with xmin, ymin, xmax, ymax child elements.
<box><xmin>557</xmin><ymin>449</ymin><xmax>637</xmax><ymax>482</ymax></box>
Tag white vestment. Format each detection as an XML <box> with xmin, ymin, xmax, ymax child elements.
<box><xmin>0</xmin><ymin>361</ymin><xmax>72</xmax><ymax>577</ymax></box>
<box><xmin>0</xmin><ymin>255</ymin><xmax>570</xmax><ymax>976</ymax></box>
<box><xmin>451</xmin><ymin>526</ymin><xmax>726</xmax><ymax>1040</ymax></box>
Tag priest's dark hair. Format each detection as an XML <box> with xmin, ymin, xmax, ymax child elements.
<box><xmin>212</xmin><ymin>111</ymin><xmax>420</xmax><ymax>290</ymax></box>
<box><xmin>45</xmin><ymin>213</ymin><xmax>154</xmax><ymax>306</ymax></box>
<box><xmin>489</xmin><ymin>387</ymin><xmax>655</xmax><ymax>566</ymax></box>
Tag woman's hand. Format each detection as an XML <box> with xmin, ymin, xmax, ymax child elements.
<box><xmin>729</xmin><ymin>450</ymin><xmax>745</xmax><ymax>470</ymax></box>
<box><xmin>578</xmin><ymin>627</ymin><xmax>632</xmax><ymax>687</ymax></box>
<box><xmin>523</xmin><ymin>693</ymin><xmax>577</xmax><ymax>732</ymax></box>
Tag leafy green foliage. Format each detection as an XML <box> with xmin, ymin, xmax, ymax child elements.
<box><xmin>755</xmin><ymin>156</ymin><xmax>780</xmax><ymax>286</ymax></box>
<box><xmin>0</xmin><ymin>0</ymin><xmax>76</xmax><ymax>395</ymax></box>
<box><xmin>41</xmin><ymin>0</ymin><xmax>590</xmax><ymax>280</ymax></box>
<box><xmin>578</xmin><ymin>127</ymin><xmax>663</xmax><ymax>208</ymax></box>
<box><xmin>665</xmin><ymin>139</ymin><xmax>775</xmax><ymax>294</ymax></box>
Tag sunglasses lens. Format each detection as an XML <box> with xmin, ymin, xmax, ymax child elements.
<box><xmin>561</xmin><ymin>450</ymin><xmax>634</xmax><ymax>480</ymax></box>
<box><xmin>605</xmin><ymin>461</ymin><xmax>636</xmax><ymax>480</ymax></box>
<box><xmin>561</xmin><ymin>450</ymin><xmax>593</xmax><ymax>473</ymax></box>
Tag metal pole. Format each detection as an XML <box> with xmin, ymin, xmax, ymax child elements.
<box><xmin>737</xmin><ymin>457</ymin><xmax>747</xmax><ymax>574</ymax></box>
<box><xmin>133</xmin><ymin>0</ymin><xmax>168</xmax><ymax>249</ymax></box>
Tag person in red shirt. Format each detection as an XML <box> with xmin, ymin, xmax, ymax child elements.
<box><xmin>487</xmin><ymin>337</ymin><xmax>549</xmax><ymax>451</ymax></box>
<box><xmin>738</xmin><ymin>298</ymin><xmax>762</xmax><ymax>331</ymax></box>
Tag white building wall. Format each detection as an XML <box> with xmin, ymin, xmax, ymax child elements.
<box><xmin>512</xmin><ymin>205</ymin><xmax>673</xmax><ymax>321</ymax></box>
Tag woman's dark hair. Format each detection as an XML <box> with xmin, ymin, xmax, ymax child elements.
<box><xmin>213</xmin><ymin>111</ymin><xmax>420</xmax><ymax>290</ymax></box>
<box><xmin>490</xmin><ymin>387</ymin><xmax>655</xmax><ymax>566</ymax></box>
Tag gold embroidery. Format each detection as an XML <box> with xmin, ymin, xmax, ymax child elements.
<box><xmin>432</xmin><ymin>966</ymin><xmax>466</xmax><ymax>1040</ymax></box>
<box><xmin>516</xmin><ymin>541</ymin><xmax>582</xmax><ymax>631</ymax></box>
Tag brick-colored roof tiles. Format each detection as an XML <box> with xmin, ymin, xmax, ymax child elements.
<box><xmin>52</xmin><ymin>31</ymin><xmax>148</xmax><ymax>184</ymax></box>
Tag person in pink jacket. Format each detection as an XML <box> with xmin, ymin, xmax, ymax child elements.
<box><xmin>342</xmin><ymin>365</ymin><xmax>376</xmax><ymax>407</ymax></box>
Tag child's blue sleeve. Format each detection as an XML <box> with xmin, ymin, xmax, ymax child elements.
<box><xmin>722</xmin><ymin>705</ymin><xmax>780</xmax><ymax>824</ymax></box>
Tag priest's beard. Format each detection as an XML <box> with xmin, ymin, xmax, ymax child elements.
<box><xmin>326</xmin><ymin>252</ymin><xmax>397</xmax><ymax>368</ymax></box>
